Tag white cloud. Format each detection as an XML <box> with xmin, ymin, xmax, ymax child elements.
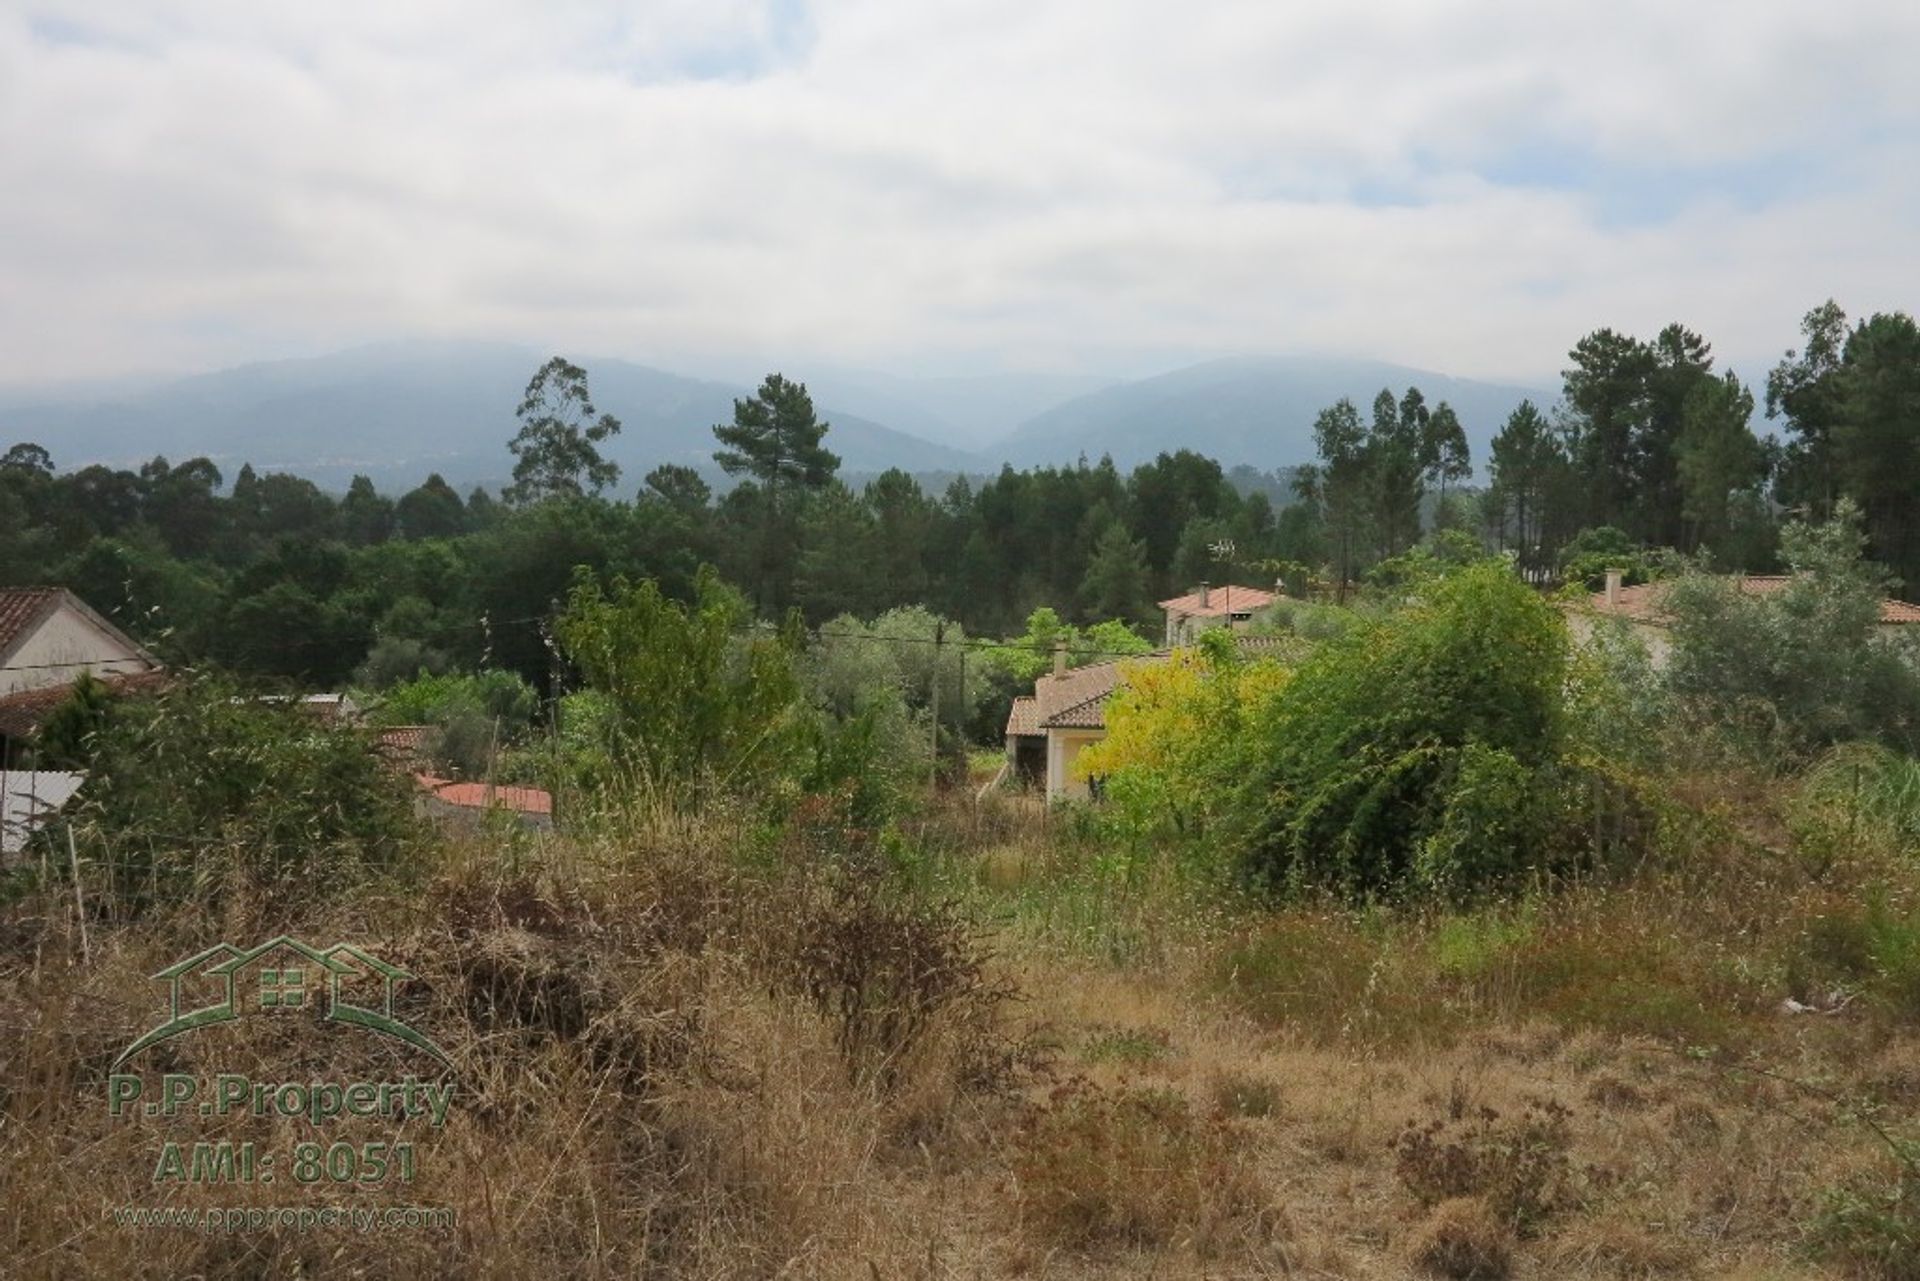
<box><xmin>1</xmin><ymin>0</ymin><xmax>1916</xmax><ymax>387</ymax></box>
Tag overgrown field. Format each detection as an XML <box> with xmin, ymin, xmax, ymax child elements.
<box><xmin>3</xmin><ymin>769</ymin><xmax>1919</xmax><ymax>1281</ymax></box>
<box><xmin>9</xmin><ymin>509</ymin><xmax>1920</xmax><ymax>1277</ymax></box>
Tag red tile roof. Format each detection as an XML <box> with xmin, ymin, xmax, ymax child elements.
<box><xmin>1583</xmin><ymin>575</ymin><xmax>1920</xmax><ymax>626</ymax></box>
<box><xmin>0</xmin><ymin>588</ymin><xmax>63</xmax><ymax>657</ymax></box>
<box><xmin>1033</xmin><ymin>660</ymin><xmax>1127</xmax><ymax>730</ymax></box>
<box><xmin>1005</xmin><ymin>696</ymin><xmax>1040</xmax><ymax>738</ymax></box>
<box><xmin>1040</xmin><ymin>691</ymin><xmax>1112</xmax><ymax>730</ymax></box>
<box><xmin>413</xmin><ymin>772</ymin><xmax>552</xmax><ymax>817</ymax></box>
<box><xmin>432</xmin><ymin>782</ymin><xmax>552</xmax><ymax>816</ymax></box>
<box><xmin>1157</xmin><ymin>584</ymin><xmax>1279</xmax><ymax>618</ymax></box>
<box><xmin>377</xmin><ymin>725</ymin><xmax>430</xmax><ymax>762</ymax></box>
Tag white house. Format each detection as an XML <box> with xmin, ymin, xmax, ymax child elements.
<box><xmin>1158</xmin><ymin>582</ymin><xmax>1281</xmax><ymax>647</ymax></box>
<box><xmin>0</xmin><ymin>587</ymin><xmax>159</xmax><ymax>697</ymax></box>
<box><xmin>0</xmin><ymin>587</ymin><xmax>164</xmax><ymax>762</ymax></box>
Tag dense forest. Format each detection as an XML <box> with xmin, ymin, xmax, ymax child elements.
<box><xmin>4</xmin><ymin>301</ymin><xmax>1918</xmax><ymax>697</ymax></box>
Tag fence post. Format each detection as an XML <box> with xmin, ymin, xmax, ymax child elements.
<box><xmin>66</xmin><ymin>826</ymin><xmax>90</xmax><ymax>964</ymax></box>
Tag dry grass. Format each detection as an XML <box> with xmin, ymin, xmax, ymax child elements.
<box><xmin>5</xmin><ymin>772</ymin><xmax>1920</xmax><ymax>1278</ymax></box>
<box><xmin>1406</xmin><ymin>1197</ymin><xmax>1513</xmax><ymax>1279</ymax></box>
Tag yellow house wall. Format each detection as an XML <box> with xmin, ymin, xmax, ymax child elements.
<box><xmin>1045</xmin><ymin>729</ymin><xmax>1106</xmax><ymax>802</ymax></box>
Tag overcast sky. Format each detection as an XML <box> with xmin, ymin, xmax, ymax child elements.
<box><xmin>3</xmin><ymin>1</ymin><xmax>1917</xmax><ymax>389</ymax></box>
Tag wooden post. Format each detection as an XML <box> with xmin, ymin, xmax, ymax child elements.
<box><xmin>929</xmin><ymin>622</ymin><xmax>944</xmax><ymax>787</ymax></box>
<box><xmin>958</xmin><ymin>635</ymin><xmax>968</xmax><ymax>812</ymax></box>
<box><xmin>66</xmin><ymin>826</ymin><xmax>90</xmax><ymax>965</ymax></box>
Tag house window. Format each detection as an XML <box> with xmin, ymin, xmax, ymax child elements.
<box><xmin>260</xmin><ymin>968</ymin><xmax>306</xmax><ymax>1009</ymax></box>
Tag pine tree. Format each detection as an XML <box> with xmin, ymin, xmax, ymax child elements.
<box><xmin>1080</xmin><ymin>521</ymin><xmax>1152</xmax><ymax>624</ymax></box>
<box><xmin>712</xmin><ymin>373</ymin><xmax>840</xmax><ymax>613</ymax></box>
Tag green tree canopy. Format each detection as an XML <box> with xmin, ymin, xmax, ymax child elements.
<box><xmin>505</xmin><ymin>357</ymin><xmax>623</xmax><ymax>505</ymax></box>
<box><xmin>712</xmin><ymin>373</ymin><xmax>840</xmax><ymax>503</ymax></box>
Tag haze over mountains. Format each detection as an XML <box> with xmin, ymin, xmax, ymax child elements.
<box><xmin>1</xmin><ymin>341</ymin><xmax>1552</xmax><ymax>492</ymax></box>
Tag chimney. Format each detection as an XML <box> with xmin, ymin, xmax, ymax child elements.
<box><xmin>1604</xmin><ymin>568</ymin><xmax>1623</xmax><ymax>607</ymax></box>
<box><xmin>1052</xmin><ymin>639</ymin><xmax>1067</xmax><ymax>678</ymax></box>
<box><xmin>1197</xmin><ymin>581</ymin><xmax>1210</xmax><ymax>609</ymax></box>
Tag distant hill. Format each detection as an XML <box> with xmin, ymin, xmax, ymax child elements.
<box><xmin>2</xmin><ymin>345</ymin><xmax>1560</xmax><ymax>492</ymax></box>
<box><xmin>1</xmin><ymin>341</ymin><xmax>981</xmax><ymax>492</ymax></box>
<box><xmin>990</xmin><ymin>355</ymin><xmax>1554</xmax><ymax>474</ymax></box>
<box><xmin>793</xmin><ymin>366</ymin><xmax>1118</xmax><ymax>451</ymax></box>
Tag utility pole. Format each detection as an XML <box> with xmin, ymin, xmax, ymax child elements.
<box><xmin>1210</xmin><ymin>538</ymin><xmax>1237</xmax><ymax>637</ymax></box>
<box><xmin>929</xmin><ymin>621</ymin><xmax>944</xmax><ymax>788</ymax></box>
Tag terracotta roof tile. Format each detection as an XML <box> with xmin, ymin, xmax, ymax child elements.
<box><xmin>0</xmin><ymin>588</ymin><xmax>62</xmax><ymax>656</ymax></box>
<box><xmin>1033</xmin><ymin>660</ymin><xmax>1126</xmax><ymax>730</ymax></box>
<box><xmin>377</xmin><ymin>725</ymin><xmax>430</xmax><ymax>760</ymax></box>
<box><xmin>428</xmin><ymin>781</ymin><xmax>553</xmax><ymax>817</ymax></box>
<box><xmin>1583</xmin><ymin>575</ymin><xmax>1920</xmax><ymax>626</ymax></box>
<box><xmin>1004</xmin><ymin>696</ymin><xmax>1040</xmax><ymax>737</ymax></box>
<box><xmin>1156</xmin><ymin>584</ymin><xmax>1279</xmax><ymax>618</ymax></box>
<box><xmin>1041</xmin><ymin>691</ymin><xmax>1112</xmax><ymax>730</ymax></box>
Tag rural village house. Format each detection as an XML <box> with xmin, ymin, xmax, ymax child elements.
<box><xmin>0</xmin><ymin>588</ymin><xmax>163</xmax><ymax>855</ymax></box>
<box><xmin>0</xmin><ymin>587</ymin><xmax>163</xmax><ymax>752</ymax></box>
<box><xmin>1563</xmin><ymin>568</ymin><xmax>1920</xmax><ymax>669</ymax></box>
<box><xmin>1159</xmin><ymin>581</ymin><xmax>1280</xmax><ymax>647</ymax></box>
<box><xmin>1007</xmin><ymin>582</ymin><xmax>1282</xmax><ymax>802</ymax></box>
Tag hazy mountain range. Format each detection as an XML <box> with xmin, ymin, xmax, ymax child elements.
<box><xmin>0</xmin><ymin>341</ymin><xmax>1553</xmax><ymax>492</ymax></box>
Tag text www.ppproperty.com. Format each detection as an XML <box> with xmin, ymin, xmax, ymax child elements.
<box><xmin>106</xmin><ymin>1204</ymin><xmax>455</xmax><ymax>1233</ymax></box>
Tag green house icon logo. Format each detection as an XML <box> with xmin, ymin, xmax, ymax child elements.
<box><xmin>114</xmin><ymin>936</ymin><xmax>451</xmax><ymax>1068</ymax></box>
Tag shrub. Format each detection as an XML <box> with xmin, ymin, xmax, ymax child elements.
<box><xmin>1800</xmin><ymin>743</ymin><xmax>1920</xmax><ymax>855</ymax></box>
<box><xmin>1662</xmin><ymin>502</ymin><xmax>1920</xmax><ymax>759</ymax></box>
<box><xmin>1237</xmin><ymin>561</ymin><xmax>1578</xmax><ymax>900</ymax></box>
<box><xmin>1808</xmin><ymin>1140</ymin><xmax>1920</xmax><ymax>1280</ymax></box>
<box><xmin>793</xmin><ymin>705</ymin><xmax>914</xmax><ymax>831</ymax></box>
<box><xmin>28</xmin><ymin>669</ymin><xmax>116</xmax><ymax>769</ymax></box>
<box><xmin>376</xmin><ymin>667</ymin><xmax>539</xmax><ymax>730</ymax></box>
<box><xmin>368</xmin><ymin>667</ymin><xmax>542</xmax><ymax>777</ymax></box>
<box><xmin>981</xmin><ymin>607</ymin><xmax>1154</xmax><ymax>685</ymax></box>
<box><xmin>1391</xmin><ymin>1097</ymin><xmax>1579</xmax><ymax>1233</ymax></box>
<box><xmin>1365</xmin><ymin>530</ymin><xmax>1500</xmax><ymax>596</ymax></box>
<box><xmin>778</xmin><ymin>878</ymin><xmax>1013</xmax><ymax>1087</ymax></box>
<box><xmin>1075</xmin><ymin>645</ymin><xmax>1291</xmax><ymax>856</ymax></box>
<box><xmin>557</xmin><ymin>565</ymin><xmax>805</xmax><ymax>801</ymax></box>
<box><xmin>1558</xmin><ymin>526</ymin><xmax>1656</xmax><ymax>591</ymax></box>
<box><xmin>61</xmin><ymin>674</ymin><xmax>419</xmax><ymax>910</ymax></box>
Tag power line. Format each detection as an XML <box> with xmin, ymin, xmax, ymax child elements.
<box><xmin>47</xmin><ymin>598</ymin><xmax>1158</xmax><ymax>675</ymax></box>
<box><xmin>0</xmin><ymin>659</ymin><xmax>160</xmax><ymax>675</ymax></box>
<box><xmin>806</xmin><ymin>626</ymin><xmax>1155</xmax><ymax>662</ymax></box>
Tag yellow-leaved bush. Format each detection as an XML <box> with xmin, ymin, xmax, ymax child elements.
<box><xmin>1074</xmin><ymin>637</ymin><xmax>1292</xmax><ymax>854</ymax></box>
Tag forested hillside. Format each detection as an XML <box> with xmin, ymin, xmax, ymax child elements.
<box><xmin>6</xmin><ymin>302</ymin><xmax>1916</xmax><ymax>695</ymax></box>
